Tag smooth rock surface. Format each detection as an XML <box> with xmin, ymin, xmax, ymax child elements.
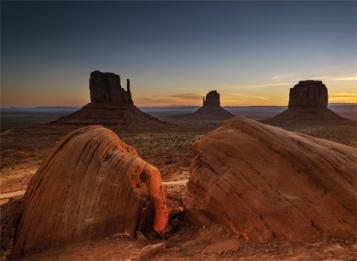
<box><xmin>184</xmin><ymin>117</ymin><xmax>357</xmax><ymax>242</ymax></box>
<box><xmin>12</xmin><ymin>126</ymin><xmax>168</xmax><ymax>256</ymax></box>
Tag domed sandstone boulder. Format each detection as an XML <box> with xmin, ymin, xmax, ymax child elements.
<box><xmin>184</xmin><ymin>117</ymin><xmax>357</xmax><ymax>242</ymax></box>
<box><xmin>12</xmin><ymin>126</ymin><xmax>168</xmax><ymax>256</ymax></box>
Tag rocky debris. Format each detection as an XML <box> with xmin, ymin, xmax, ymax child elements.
<box><xmin>138</xmin><ymin>242</ymin><xmax>166</xmax><ymax>261</ymax></box>
<box><xmin>12</xmin><ymin>126</ymin><xmax>168</xmax><ymax>257</ymax></box>
<box><xmin>183</xmin><ymin>117</ymin><xmax>357</xmax><ymax>242</ymax></box>
<box><xmin>54</xmin><ymin>71</ymin><xmax>169</xmax><ymax>130</ymax></box>
<box><xmin>173</xmin><ymin>90</ymin><xmax>233</xmax><ymax>120</ymax></box>
<box><xmin>265</xmin><ymin>80</ymin><xmax>346</xmax><ymax>122</ymax></box>
<box><xmin>89</xmin><ymin>71</ymin><xmax>133</xmax><ymax>105</ymax></box>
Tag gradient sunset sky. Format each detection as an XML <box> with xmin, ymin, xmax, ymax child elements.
<box><xmin>2</xmin><ymin>1</ymin><xmax>356</xmax><ymax>107</ymax></box>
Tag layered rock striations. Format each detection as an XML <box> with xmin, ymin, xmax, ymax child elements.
<box><xmin>266</xmin><ymin>80</ymin><xmax>345</xmax><ymax>122</ymax></box>
<box><xmin>184</xmin><ymin>117</ymin><xmax>357</xmax><ymax>242</ymax></box>
<box><xmin>12</xmin><ymin>126</ymin><xmax>168</xmax><ymax>256</ymax></box>
<box><xmin>54</xmin><ymin>71</ymin><xmax>167</xmax><ymax>130</ymax></box>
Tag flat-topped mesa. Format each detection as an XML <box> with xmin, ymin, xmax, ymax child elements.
<box><xmin>264</xmin><ymin>80</ymin><xmax>347</xmax><ymax>123</ymax></box>
<box><xmin>289</xmin><ymin>80</ymin><xmax>328</xmax><ymax>109</ymax></box>
<box><xmin>89</xmin><ymin>70</ymin><xmax>133</xmax><ymax>105</ymax></box>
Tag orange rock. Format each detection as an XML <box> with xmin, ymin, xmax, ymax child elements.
<box><xmin>12</xmin><ymin>126</ymin><xmax>168</xmax><ymax>256</ymax></box>
<box><xmin>184</xmin><ymin>117</ymin><xmax>357</xmax><ymax>242</ymax></box>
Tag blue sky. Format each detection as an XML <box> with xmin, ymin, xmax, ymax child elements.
<box><xmin>2</xmin><ymin>1</ymin><xmax>356</xmax><ymax>106</ymax></box>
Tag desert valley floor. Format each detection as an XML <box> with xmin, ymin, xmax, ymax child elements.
<box><xmin>1</xmin><ymin>106</ymin><xmax>356</xmax><ymax>260</ymax></box>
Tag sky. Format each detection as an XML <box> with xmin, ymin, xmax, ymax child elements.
<box><xmin>1</xmin><ymin>1</ymin><xmax>356</xmax><ymax>107</ymax></box>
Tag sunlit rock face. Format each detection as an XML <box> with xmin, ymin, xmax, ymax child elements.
<box><xmin>12</xmin><ymin>126</ymin><xmax>168</xmax><ymax>257</ymax></box>
<box><xmin>184</xmin><ymin>117</ymin><xmax>357</xmax><ymax>242</ymax></box>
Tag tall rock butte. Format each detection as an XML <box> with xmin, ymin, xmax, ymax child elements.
<box><xmin>174</xmin><ymin>90</ymin><xmax>233</xmax><ymax>120</ymax></box>
<box><xmin>89</xmin><ymin>71</ymin><xmax>133</xmax><ymax>105</ymax></box>
<box><xmin>266</xmin><ymin>80</ymin><xmax>345</xmax><ymax>122</ymax></box>
<box><xmin>12</xmin><ymin>126</ymin><xmax>168</xmax><ymax>257</ymax></box>
<box><xmin>54</xmin><ymin>71</ymin><xmax>168</xmax><ymax>130</ymax></box>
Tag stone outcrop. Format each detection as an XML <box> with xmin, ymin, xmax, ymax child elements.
<box><xmin>202</xmin><ymin>90</ymin><xmax>220</xmax><ymax>107</ymax></box>
<box><xmin>54</xmin><ymin>71</ymin><xmax>169</xmax><ymax>131</ymax></box>
<box><xmin>289</xmin><ymin>81</ymin><xmax>328</xmax><ymax>108</ymax></box>
<box><xmin>12</xmin><ymin>126</ymin><xmax>168</xmax><ymax>257</ymax></box>
<box><xmin>89</xmin><ymin>71</ymin><xmax>133</xmax><ymax>105</ymax></box>
<box><xmin>173</xmin><ymin>90</ymin><xmax>233</xmax><ymax>120</ymax></box>
<box><xmin>266</xmin><ymin>80</ymin><xmax>345</xmax><ymax>122</ymax></box>
<box><xmin>196</xmin><ymin>90</ymin><xmax>233</xmax><ymax>118</ymax></box>
<box><xmin>184</xmin><ymin>117</ymin><xmax>357</xmax><ymax>242</ymax></box>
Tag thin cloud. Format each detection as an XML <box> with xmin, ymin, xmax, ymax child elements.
<box><xmin>167</xmin><ymin>93</ymin><xmax>203</xmax><ymax>100</ymax></box>
<box><xmin>239</xmin><ymin>82</ymin><xmax>290</xmax><ymax>89</ymax></box>
<box><xmin>328</xmin><ymin>76</ymin><xmax>357</xmax><ymax>81</ymax></box>
<box><xmin>272</xmin><ymin>73</ymin><xmax>295</xmax><ymax>80</ymax></box>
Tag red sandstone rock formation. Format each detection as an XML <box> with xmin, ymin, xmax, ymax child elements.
<box><xmin>12</xmin><ymin>126</ymin><xmax>168</xmax><ymax>257</ymax></box>
<box><xmin>266</xmin><ymin>80</ymin><xmax>345</xmax><ymax>122</ymax></box>
<box><xmin>184</xmin><ymin>117</ymin><xmax>357</xmax><ymax>242</ymax></box>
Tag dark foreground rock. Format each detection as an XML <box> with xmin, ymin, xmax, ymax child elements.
<box><xmin>184</xmin><ymin>117</ymin><xmax>357</xmax><ymax>242</ymax></box>
<box><xmin>12</xmin><ymin>126</ymin><xmax>168</xmax><ymax>257</ymax></box>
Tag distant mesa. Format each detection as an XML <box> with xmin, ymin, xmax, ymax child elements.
<box><xmin>184</xmin><ymin>117</ymin><xmax>357</xmax><ymax>242</ymax></box>
<box><xmin>12</xmin><ymin>126</ymin><xmax>168</xmax><ymax>256</ymax></box>
<box><xmin>265</xmin><ymin>80</ymin><xmax>346</xmax><ymax>123</ymax></box>
<box><xmin>54</xmin><ymin>71</ymin><xmax>168</xmax><ymax>130</ymax></box>
<box><xmin>288</xmin><ymin>80</ymin><xmax>328</xmax><ymax>109</ymax></box>
<box><xmin>173</xmin><ymin>90</ymin><xmax>233</xmax><ymax>120</ymax></box>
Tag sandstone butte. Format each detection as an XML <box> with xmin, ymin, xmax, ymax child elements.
<box><xmin>55</xmin><ymin>71</ymin><xmax>168</xmax><ymax>130</ymax></box>
<box><xmin>12</xmin><ymin>126</ymin><xmax>168</xmax><ymax>257</ymax></box>
<box><xmin>266</xmin><ymin>80</ymin><xmax>347</xmax><ymax>122</ymax></box>
<box><xmin>184</xmin><ymin>117</ymin><xmax>357</xmax><ymax>242</ymax></box>
<box><xmin>173</xmin><ymin>90</ymin><xmax>233</xmax><ymax>120</ymax></box>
